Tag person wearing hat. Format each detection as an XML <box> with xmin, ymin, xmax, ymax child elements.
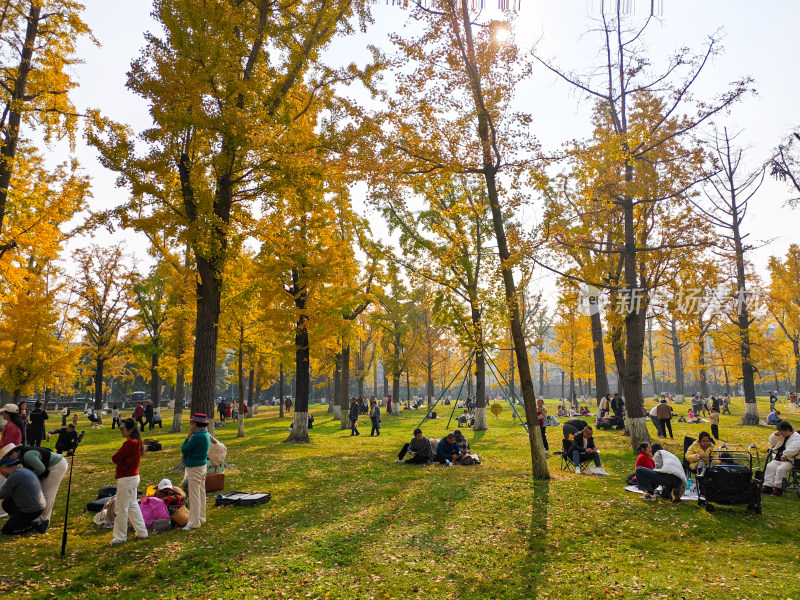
<box><xmin>395</xmin><ymin>428</ymin><xmax>433</xmax><ymax>464</ymax></box>
<box><xmin>0</xmin><ymin>444</ymin><xmax>67</xmax><ymax>533</ymax></box>
<box><xmin>181</xmin><ymin>414</ymin><xmax>210</xmax><ymax>531</ymax></box>
<box><xmin>47</xmin><ymin>423</ymin><xmax>79</xmax><ymax>455</ymax></box>
<box><xmin>110</xmin><ymin>418</ymin><xmax>148</xmax><ymax>544</ymax></box>
<box><xmin>153</xmin><ymin>478</ymin><xmax>186</xmax><ymax>516</ymax></box>
<box><xmin>0</xmin><ymin>452</ymin><xmax>46</xmax><ymax>534</ymax></box>
<box><xmin>1</xmin><ymin>403</ymin><xmax>23</xmax><ymax>448</ymax></box>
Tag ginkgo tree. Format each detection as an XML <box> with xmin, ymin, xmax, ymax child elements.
<box><xmin>89</xmin><ymin>0</ymin><xmax>372</xmax><ymax>422</ymax></box>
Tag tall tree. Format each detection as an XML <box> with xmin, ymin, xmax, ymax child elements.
<box><xmin>366</xmin><ymin>3</ymin><xmax>548</xmax><ymax>476</ymax></box>
<box><xmin>695</xmin><ymin>128</ymin><xmax>765</xmax><ymax>423</ymax></box>
<box><xmin>74</xmin><ymin>245</ymin><xmax>136</xmax><ymax>410</ymax></box>
<box><xmin>533</xmin><ymin>9</ymin><xmax>749</xmax><ymax>447</ymax></box>
<box><xmin>90</xmin><ymin>0</ymin><xmax>368</xmax><ymax>422</ymax></box>
<box><xmin>766</xmin><ymin>245</ymin><xmax>800</xmax><ymax>393</ymax></box>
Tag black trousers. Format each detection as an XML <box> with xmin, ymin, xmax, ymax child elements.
<box><xmin>1</xmin><ymin>498</ymin><xmax>42</xmax><ymax>535</ymax></box>
<box><xmin>370</xmin><ymin>417</ymin><xmax>380</xmax><ymax>436</ymax></box>
<box><xmin>397</xmin><ymin>443</ymin><xmax>428</xmax><ymax>463</ymax></box>
<box><xmin>540</xmin><ymin>426</ymin><xmax>549</xmax><ymax>450</ymax></box>
<box><xmin>711</xmin><ymin>424</ymin><xmax>719</xmax><ymax>440</ymax></box>
<box><xmin>659</xmin><ymin>418</ymin><xmax>673</xmax><ymax>438</ymax></box>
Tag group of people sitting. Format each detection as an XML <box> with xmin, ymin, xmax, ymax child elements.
<box><xmin>395</xmin><ymin>428</ymin><xmax>477</xmax><ymax>466</ymax></box>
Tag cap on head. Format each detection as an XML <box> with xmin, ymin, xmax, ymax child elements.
<box><xmin>158</xmin><ymin>478</ymin><xmax>173</xmax><ymax>490</ymax></box>
<box><xmin>0</xmin><ymin>455</ymin><xmax>20</xmax><ymax>467</ymax></box>
<box><xmin>189</xmin><ymin>413</ymin><xmax>210</xmax><ymax>425</ymax></box>
<box><xmin>1</xmin><ymin>403</ymin><xmax>19</xmax><ymax>414</ymax></box>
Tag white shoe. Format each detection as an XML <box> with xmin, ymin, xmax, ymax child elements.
<box><xmin>575</xmin><ymin>467</ymin><xmax>581</xmax><ymax>474</ymax></box>
<box><xmin>182</xmin><ymin>525</ymin><xmax>198</xmax><ymax>531</ymax></box>
<box><xmin>0</xmin><ymin>512</ymin><xmax>8</xmax><ymax>519</ymax></box>
<box><xmin>598</xmin><ymin>468</ymin><xmax>611</xmax><ymax>476</ymax></box>
<box><xmin>394</xmin><ymin>459</ymin><xmax>403</xmax><ymax>463</ymax></box>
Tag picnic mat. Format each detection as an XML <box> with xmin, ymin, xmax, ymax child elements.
<box><xmin>624</xmin><ymin>485</ymin><xmax>698</xmax><ymax>502</ymax></box>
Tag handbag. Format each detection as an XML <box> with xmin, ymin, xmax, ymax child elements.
<box><xmin>171</xmin><ymin>505</ymin><xmax>189</xmax><ymax>527</ymax></box>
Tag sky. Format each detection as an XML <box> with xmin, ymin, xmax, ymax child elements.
<box><xmin>58</xmin><ymin>0</ymin><xmax>800</xmax><ymax>296</ymax></box>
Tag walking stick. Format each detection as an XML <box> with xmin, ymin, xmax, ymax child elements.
<box><xmin>60</xmin><ymin>431</ymin><xmax>84</xmax><ymax>557</ymax></box>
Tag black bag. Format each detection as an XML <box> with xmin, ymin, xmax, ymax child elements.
<box><xmin>215</xmin><ymin>492</ymin><xmax>271</xmax><ymax>507</ymax></box>
<box><xmin>626</xmin><ymin>473</ymin><xmax>637</xmax><ymax>486</ymax></box>
<box><xmin>86</xmin><ymin>496</ymin><xmax>114</xmax><ymax>512</ymax></box>
<box><xmin>144</xmin><ymin>440</ymin><xmax>162</xmax><ymax>452</ymax></box>
<box><xmin>98</xmin><ymin>486</ymin><xmax>117</xmax><ymax>498</ymax></box>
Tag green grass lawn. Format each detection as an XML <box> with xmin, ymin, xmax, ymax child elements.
<box><xmin>3</xmin><ymin>397</ymin><xmax>799</xmax><ymax>600</ymax></box>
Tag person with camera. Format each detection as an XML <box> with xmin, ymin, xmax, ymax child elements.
<box><xmin>110</xmin><ymin>418</ymin><xmax>148</xmax><ymax>545</ymax></box>
<box><xmin>0</xmin><ymin>443</ymin><xmax>67</xmax><ymax>533</ymax></box>
<box><xmin>47</xmin><ymin>423</ymin><xmax>80</xmax><ymax>455</ymax></box>
<box><xmin>0</xmin><ymin>452</ymin><xmax>46</xmax><ymax>535</ymax></box>
<box><xmin>181</xmin><ymin>413</ymin><xmax>211</xmax><ymax>531</ymax></box>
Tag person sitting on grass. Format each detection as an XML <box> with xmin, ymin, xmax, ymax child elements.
<box><xmin>685</xmin><ymin>431</ymin><xmax>718</xmax><ymax>474</ymax></box>
<box><xmin>635</xmin><ymin>442</ymin><xmax>655</xmax><ymax>471</ymax></box>
<box><xmin>436</xmin><ymin>432</ymin><xmax>464</xmax><ymax>466</ymax></box>
<box><xmin>395</xmin><ymin>429</ymin><xmax>433</xmax><ymax>464</ymax></box>
<box><xmin>766</xmin><ymin>409</ymin><xmax>782</xmax><ymax>426</ymax></box>
<box><xmin>635</xmin><ymin>443</ymin><xmax>687</xmax><ymax>502</ymax></box>
<box><xmin>453</xmin><ymin>430</ymin><xmax>470</xmax><ymax>455</ymax></box>
<box><xmin>761</xmin><ymin>420</ymin><xmax>800</xmax><ymax>496</ymax></box>
<box><xmin>0</xmin><ymin>454</ymin><xmax>46</xmax><ymax>535</ymax></box>
<box><xmin>569</xmin><ymin>426</ymin><xmax>610</xmax><ymax>476</ymax></box>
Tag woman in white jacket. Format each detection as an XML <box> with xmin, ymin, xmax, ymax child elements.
<box><xmin>762</xmin><ymin>420</ymin><xmax>800</xmax><ymax>496</ymax></box>
<box><xmin>635</xmin><ymin>444</ymin><xmax>688</xmax><ymax>501</ymax></box>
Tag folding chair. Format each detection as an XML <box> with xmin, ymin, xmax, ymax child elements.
<box><xmin>557</xmin><ymin>437</ymin><xmax>593</xmax><ymax>472</ymax></box>
<box><xmin>763</xmin><ymin>448</ymin><xmax>800</xmax><ymax>496</ymax></box>
<box><xmin>682</xmin><ymin>435</ymin><xmax>696</xmax><ymax>476</ymax></box>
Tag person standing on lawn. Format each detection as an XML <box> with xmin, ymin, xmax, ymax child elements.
<box><xmin>369</xmin><ymin>399</ymin><xmax>381</xmax><ymax>436</ymax></box>
<box><xmin>182</xmin><ymin>413</ymin><xmax>211</xmax><ymax>531</ymax></box>
<box><xmin>110</xmin><ymin>418</ymin><xmax>148</xmax><ymax>545</ymax></box>
<box><xmin>348</xmin><ymin>397</ymin><xmax>360</xmax><ymax>437</ymax></box>
<box><xmin>655</xmin><ymin>398</ymin><xmax>673</xmax><ymax>439</ymax></box>
<box><xmin>27</xmin><ymin>401</ymin><xmax>48</xmax><ymax>447</ymax></box>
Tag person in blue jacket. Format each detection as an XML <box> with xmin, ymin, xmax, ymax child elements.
<box><xmin>436</xmin><ymin>432</ymin><xmax>464</xmax><ymax>466</ymax></box>
<box><xmin>181</xmin><ymin>413</ymin><xmax>211</xmax><ymax>531</ymax></box>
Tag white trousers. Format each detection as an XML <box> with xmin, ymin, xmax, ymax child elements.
<box><xmin>41</xmin><ymin>459</ymin><xmax>68</xmax><ymax>521</ymax></box>
<box><xmin>112</xmin><ymin>475</ymin><xmax>148</xmax><ymax>543</ymax></box>
<box><xmin>763</xmin><ymin>459</ymin><xmax>795</xmax><ymax>488</ymax></box>
<box><xmin>185</xmin><ymin>465</ymin><xmax>207</xmax><ymax>528</ymax></box>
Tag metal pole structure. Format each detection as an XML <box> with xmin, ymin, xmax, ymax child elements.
<box><xmin>445</xmin><ymin>356</ymin><xmax>473</xmax><ymax>430</ymax></box>
<box><xmin>485</xmin><ymin>352</ymin><xmax>528</xmax><ymax>433</ymax></box>
<box><xmin>416</xmin><ymin>351</ymin><xmax>474</xmax><ymax>431</ymax></box>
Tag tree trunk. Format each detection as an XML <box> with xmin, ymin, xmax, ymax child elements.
<box><xmin>151</xmin><ymin>352</ymin><xmax>160</xmax><ymax>410</ymax></box>
<box><xmin>326</xmin><ymin>376</ymin><xmax>333</xmax><ymax>413</ymax></box>
<box><xmin>669</xmin><ymin>318</ymin><xmax>685</xmax><ymax>395</ymax></box>
<box><xmin>698</xmin><ymin>331</ymin><xmax>709</xmax><ymax>398</ymax></box>
<box><xmin>189</xmin><ymin>254</ymin><xmax>222</xmax><ymax>426</ymax></box>
<box><xmin>723</xmin><ymin>364</ymin><xmax>731</xmax><ymax>396</ymax></box>
<box><xmin>246</xmin><ymin>367</ymin><xmax>255</xmax><ymax>418</ymax></box>
<box><xmin>237</xmin><ymin>342</ymin><xmax>245</xmax><ymax>438</ymax></box>
<box><xmin>0</xmin><ymin>3</ymin><xmax>40</xmax><ymax>239</ymax></box>
<box><xmin>285</xmin><ymin>301</ymin><xmax>310</xmax><ymax>443</ymax></box>
<box><xmin>620</xmin><ymin>191</ymin><xmax>649</xmax><ymax>449</ymax></box>
<box><xmin>339</xmin><ymin>347</ymin><xmax>350</xmax><ymax>429</ymax></box>
<box><xmin>94</xmin><ymin>357</ymin><xmax>104</xmax><ymax>411</ymax></box>
<box><xmin>405</xmin><ymin>370</ymin><xmax>411</xmax><ymax>405</ymax></box>
<box><xmin>590</xmin><ymin>310</ymin><xmax>610</xmax><ymax>403</ymax></box>
<box><xmin>539</xmin><ymin>357</ymin><xmax>545</xmax><ymax>398</ymax></box>
<box><xmin>392</xmin><ymin>371</ymin><xmax>400</xmax><ymax>415</ymax></box>
<box><xmin>427</xmin><ymin>359</ymin><xmax>434</xmax><ymax>406</ymax></box>
<box><xmin>170</xmin><ymin>369</ymin><xmax>185</xmax><ymax>433</ymax></box>
<box><xmin>794</xmin><ymin>340</ymin><xmax>800</xmax><ymax>392</ymax></box>
<box><xmin>279</xmin><ymin>363</ymin><xmax>285</xmax><ymax>419</ymax></box>
<box><xmin>560</xmin><ymin>370</ymin><xmax>565</xmax><ymax>399</ymax></box>
<box><xmin>646</xmin><ymin>323</ymin><xmax>658</xmax><ymax>397</ymax></box>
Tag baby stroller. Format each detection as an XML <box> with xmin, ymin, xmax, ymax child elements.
<box><xmin>696</xmin><ymin>445</ymin><xmax>762</xmax><ymax>514</ymax></box>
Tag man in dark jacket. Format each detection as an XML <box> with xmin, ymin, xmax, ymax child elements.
<box><xmin>610</xmin><ymin>394</ymin><xmax>624</xmax><ymax>417</ymax></box>
<box><xmin>436</xmin><ymin>432</ymin><xmax>463</xmax><ymax>465</ymax></box>
<box><xmin>0</xmin><ymin>455</ymin><xmax>46</xmax><ymax>535</ymax></box>
<box><xmin>47</xmin><ymin>424</ymin><xmax>79</xmax><ymax>455</ymax></box>
<box><xmin>143</xmin><ymin>400</ymin><xmax>154</xmax><ymax>430</ymax></box>
<box><xmin>396</xmin><ymin>428</ymin><xmax>433</xmax><ymax>464</ymax></box>
<box><xmin>570</xmin><ymin>426</ymin><xmax>610</xmax><ymax>475</ymax></box>
<box><xmin>562</xmin><ymin>418</ymin><xmax>589</xmax><ymax>441</ymax></box>
<box><xmin>133</xmin><ymin>403</ymin><xmax>145</xmax><ymax>429</ymax></box>
<box><xmin>348</xmin><ymin>398</ymin><xmax>360</xmax><ymax>436</ymax></box>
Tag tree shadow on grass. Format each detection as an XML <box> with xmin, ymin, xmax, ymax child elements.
<box><xmin>526</xmin><ymin>479</ymin><xmax>550</xmax><ymax>596</ymax></box>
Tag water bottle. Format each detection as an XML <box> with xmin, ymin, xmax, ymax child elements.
<box><xmin>687</xmin><ymin>477</ymin><xmax>694</xmax><ymax>494</ymax></box>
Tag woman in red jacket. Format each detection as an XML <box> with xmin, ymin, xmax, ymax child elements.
<box><xmin>110</xmin><ymin>418</ymin><xmax>148</xmax><ymax>545</ymax></box>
